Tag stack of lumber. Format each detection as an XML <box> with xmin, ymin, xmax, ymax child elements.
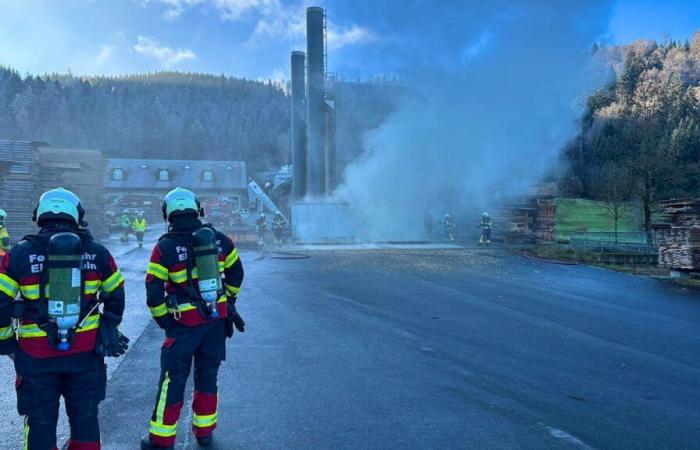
<box><xmin>0</xmin><ymin>140</ymin><xmax>40</xmax><ymax>240</ymax></box>
<box><xmin>38</xmin><ymin>148</ymin><xmax>106</xmax><ymax>237</ymax></box>
<box><xmin>655</xmin><ymin>199</ymin><xmax>700</xmax><ymax>270</ymax></box>
<box><xmin>499</xmin><ymin>196</ymin><xmax>556</xmax><ymax>244</ymax></box>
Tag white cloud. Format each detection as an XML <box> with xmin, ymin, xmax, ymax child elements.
<box><xmin>146</xmin><ymin>0</ymin><xmax>376</xmax><ymax>50</ymax></box>
<box><xmin>327</xmin><ymin>24</ymin><xmax>376</xmax><ymax>50</ymax></box>
<box><xmin>95</xmin><ymin>44</ymin><xmax>115</xmax><ymax>64</ymax></box>
<box><xmin>133</xmin><ymin>36</ymin><xmax>196</xmax><ymax>67</ymax></box>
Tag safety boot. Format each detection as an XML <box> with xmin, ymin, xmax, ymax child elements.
<box><xmin>197</xmin><ymin>434</ymin><xmax>213</xmax><ymax>446</ymax></box>
<box><xmin>141</xmin><ymin>436</ymin><xmax>174</xmax><ymax>450</ymax></box>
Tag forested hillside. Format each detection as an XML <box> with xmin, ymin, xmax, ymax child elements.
<box><xmin>0</xmin><ymin>69</ymin><xmax>290</xmax><ymax>170</ymax></box>
<box><xmin>564</xmin><ymin>32</ymin><xmax>700</xmax><ymax>230</ymax></box>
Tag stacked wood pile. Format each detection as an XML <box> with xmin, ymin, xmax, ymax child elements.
<box><xmin>655</xmin><ymin>199</ymin><xmax>700</xmax><ymax>270</ymax></box>
<box><xmin>0</xmin><ymin>140</ymin><xmax>41</xmax><ymax>240</ymax></box>
<box><xmin>37</xmin><ymin>148</ymin><xmax>106</xmax><ymax>237</ymax></box>
<box><xmin>500</xmin><ymin>196</ymin><xmax>557</xmax><ymax>244</ymax></box>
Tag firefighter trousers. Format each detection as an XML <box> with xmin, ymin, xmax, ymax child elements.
<box><xmin>148</xmin><ymin>319</ymin><xmax>226</xmax><ymax>448</ymax></box>
<box><xmin>14</xmin><ymin>350</ymin><xmax>106</xmax><ymax>450</ymax></box>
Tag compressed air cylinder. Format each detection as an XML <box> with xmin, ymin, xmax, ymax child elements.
<box><xmin>193</xmin><ymin>228</ymin><xmax>222</xmax><ymax>318</ymax></box>
<box><xmin>47</xmin><ymin>232</ymin><xmax>83</xmax><ymax>351</ymax></box>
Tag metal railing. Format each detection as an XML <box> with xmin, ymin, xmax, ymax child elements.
<box><xmin>569</xmin><ymin>231</ymin><xmax>658</xmax><ymax>253</ymax></box>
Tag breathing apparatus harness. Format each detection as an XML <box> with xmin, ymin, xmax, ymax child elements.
<box><xmin>161</xmin><ymin>224</ymin><xmax>224</xmax><ymax>322</ymax></box>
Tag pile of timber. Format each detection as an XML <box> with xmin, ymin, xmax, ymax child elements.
<box><xmin>38</xmin><ymin>148</ymin><xmax>106</xmax><ymax>237</ymax></box>
<box><xmin>500</xmin><ymin>196</ymin><xmax>556</xmax><ymax>244</ymax></box>
<box><xmin>0</xmin><ymin>140</ymin><xmax>40</xmax><ymax>240</ymax></box>
<box><xmin>655</xmin><ymin>199</ymin><xmax>700</xmax><ymax>270</ymax></box>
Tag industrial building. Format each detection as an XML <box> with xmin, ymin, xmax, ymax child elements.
<box><xmin>104</xmin><ymin>158</ymin><xmax>247</xmax><ymax>224</ymax></box>
<box><xmin>289</xmin><ymin>7</ymin><xmax>406</xmax><ymax>240</ymax></box>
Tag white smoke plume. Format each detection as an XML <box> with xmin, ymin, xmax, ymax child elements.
<box><xmin>332</xmin><ymin>0</ymin><xmax>614</xmax><ymax>241</ymax></box>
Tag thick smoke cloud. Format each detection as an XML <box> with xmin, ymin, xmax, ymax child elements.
<box><xmin>329</xmin><ymin>0</ymin><xmax>614</xmax><ymax>240</ymax></box>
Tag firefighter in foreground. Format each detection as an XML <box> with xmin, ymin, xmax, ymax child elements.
<box><xmin>120</xmin><ymin>210</ymin><xmax>131</xmax><ymax>243</ymax></box>
<box><xmin>272</xmin><ymin>211</ymin><xmax>286</xmax><ymax>245</ymax></box>
<box><xmin>0</xmin><ymin>208</ymin><xmax>11</xmax><ymax>254</ymax></box>
<box><xmin>141</xmin><ymin>187</ymin><xmax>245</xmax><ymax>449</ymax></box>
<box><xmin>0</xmin><ymin>188</ymin><xmax>128</xmax><ymax>450</ymax></box>
<box><xmin>479</xmin><ymin>212</ymin><xmax>492</xmax><ymax>246</ymax></box>
<box><xmin>133</xmin><ymin>212</ymin><xmax>148</xmax><ymax>247</ymax></box>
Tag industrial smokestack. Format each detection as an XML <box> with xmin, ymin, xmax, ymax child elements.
<box><xmin>290</xmin><ymin>51</ymin><xmax>307</xmax><ymax>200</ymax></box>
<box><xmin>306</xmin><ymin>6</ymin><xmax>326</xmax><ymax>197</ymax></box>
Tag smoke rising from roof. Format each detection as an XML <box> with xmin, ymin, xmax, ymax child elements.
<box><xmin>332</xmin><ymin>0</ymin><xmax>614</xmax><ymax>241</ymax></box>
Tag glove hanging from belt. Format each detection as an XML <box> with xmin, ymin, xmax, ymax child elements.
<box><xmin>225</xmin><ymin>296</ymin><xmax>245</xmax><ymax>338</ymax></box>
<box><xmin>95</xmin><ymin>311</ymin><xmax>129</xmax><ymax>357</ymax></box>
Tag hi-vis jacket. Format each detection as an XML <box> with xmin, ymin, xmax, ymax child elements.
<box><xmin>146</xmin><ymin>226</ymin><xmax>244</xmax><ymax>327</ymax></box>
<box><xmin>0</xmin><ymin>226</ymin><xmax>10</xmax><ymax>252</ymax></box>
<box><xmin>0</xmin><ymin>228</ymin><xmax>125</xmax><ymax>358</ymax></box>
<box><xmin>133</xmin><ymin>218</ymin><xmax>147</xmax><ymax>233</ymax></box>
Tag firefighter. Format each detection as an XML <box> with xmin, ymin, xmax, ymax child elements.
<box><xmin>0</xmin><ymin>188</ymin><xmax>128</xmax><ymax>450</ymax></box>
<box><xmin>256</xmin><ymin>212</ymin><xmax>267</xmax><ymax>248</ymax></box>
<box><xmin>272</xmin><ymin>211</ymin><xmax>286</xmax><ymax>245</ymax></box>
<box><xmin>0</xmin><ymin>208</ymin><xmax>11</xmax><ymax>254</ymax></box>
<box><xmin>424</xmin><ymin>212</ymin><xmax>435</xmax><ymax>240</ymax></box>
<box><xmin>141</xmin><ymin>188</ymin><xmax>244</xmax><ymax>450</ymax></box>
<box><xmin>133</xmin><ymin>212</ymin><xmax>148</xmax><ymax>248</ymax></box>
<box><xmin>120</xmin><ymin>210</ymin><xmax>131</xmax><ymax>243</ymax></box>
<box><xmin>479</xmin><ymin>212</ymin><xmax>492</xmax><ymax>246</ymax></box>
<box><xmin>444</xmin><ymin>213</ymin><xmax>456</xmax><ymax>242</ymax></box>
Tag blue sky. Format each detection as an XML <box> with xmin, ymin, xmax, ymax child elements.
<box><xmin>0</xmin><ymin>0</ymin><xmax>698</xmax><ymax>80</ymax></box>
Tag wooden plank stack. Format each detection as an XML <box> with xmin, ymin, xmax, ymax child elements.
<box><xmin>37</xmin><ymin>148</ymin><xmax>106</xmax><ymax>237</ymax></box>
<box><xmin>0</xmin><ymin>140</ymin><xmax>40</xmax><ymax>240</ymax></box>
<box><xmin>500</xmin><ymin>196</ymin><xmax>557</xmax><ymax>244</ymax></box>
<box><xmin>655</xmin><ymin>199</ymin><xmax>700</xmax><ymax>270</ymax></box>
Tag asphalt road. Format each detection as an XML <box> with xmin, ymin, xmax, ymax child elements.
<box><xmin>2</xmin><ymin>243</ymin><xmax>700</xmax><ymax>449</ymax></box>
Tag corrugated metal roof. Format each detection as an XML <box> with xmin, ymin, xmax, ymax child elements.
<box><xmin>105</xmin><ymin>158</ymin><xmax>247</xmax><ymax>191</ymax></box>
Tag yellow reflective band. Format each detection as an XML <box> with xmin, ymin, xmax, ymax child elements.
<box><xmin>23</xmin><ymin>417</ymin><xmax>29</xmax><ymax>450</ymax></box>
<box><xmin>218</xmin><ymin>261</ymin><xmax>225</xmax><ymax>272</ymax></box>
<box><xmin>20</xmin><ymin>284</ymin><xmax>39</xmax><ymax>300</ymax></box>
<box><xmin>0</xmin><ymin>325</ymin><xmax>14</xmax><ymax>340</ymax></box>
<box><xmin>217</xmin><ymin>296</ymin><xmax>226</xmax><ymax>303</ymax></box>
<box><xmin>0</xmin><ymin>274</ymin><xmax>19</xmax><ymax>298</ymax></box>
<box><xmin>19</xmin><ymin>314</ymin><xmax>100</xmax><ymax>338</ymax></box>
<box><xmin>149</xmin><ymin>421</ymin><xmax>178</xmax><ymax>437</ymax></box>
<box><xmin>149</xmin><ymin>303</ymin><xmax>168</xmax><ymax>318</ymax></box>
<box><xmin>226</xmin><ymin>285</ymin><xmax>240</xmax><ymax>295</ymax></box>
<box><xmin>169</xmin><ymin>269</ymin><xmax>188</xmax><ymax>284</ymax></box>
<box><xmin>147</xmin><ymin>262</ymin><xmax>169</xmax><ymax>281</ymax></box>
<box><xmin>154</xmin><ymin>371</ymin><xmax>171</xmax><ymax>431</ymax></box>
<box><xmin>18</xmin><ymin>324</ymin><xmax>45</xmax><ymax>338</ymax></box>
<box><xmin>78</xmin><ymin>314</ymin><xmax>100</xmax><ymax>331</ymax></box>
<box><xmin>168</xmin><ymin>303</ymin><xmax>197</xmax><ymax>314</ymax></box>
<box><xmin>102</xmin><ymin>270</ymin><xmax>124</xmax><ymax>293</ymax></box>
<box><xmin>224</xmin><ymin>249</ymin><xmax>239</xmax><ymax>269</ymax></box>
<box><xmin>85</xmin><ymin>279</ymin><xmax>101</xmax><ymax>295</ymax></box>
<box><xmin>192</xmin><ymin>412</ymin><xmax>218</xmax><ymax>428</ymax></box>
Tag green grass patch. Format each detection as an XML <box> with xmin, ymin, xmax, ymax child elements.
<box><xmin>555</xmin><ymin>198</ymin><xmax>637</xmax><ymax>240</ymax></box>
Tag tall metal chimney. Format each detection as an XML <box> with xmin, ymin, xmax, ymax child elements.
<box><xmin>306</xmin><ymin>6</ymin><xmax>326</xmax><ymax>197</ymax></box>
<box><xmin>290</xmin><ymin>51</ymin><xmax>307</xmax><ymax>200</ymax></box>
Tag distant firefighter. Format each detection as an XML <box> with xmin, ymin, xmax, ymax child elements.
<box><xmin>0</xmin><ymin>209</ymin><xmax>10</xmax><ymax>253</ymax></box>
<box><xmin>272</xmin><ymin>211</ymin><xmax>286</xmax><ymax>245</ymax></box>
<box><xmin>132</xmin><ymin>212</ymin><xmax>147</xmax><ymax>248</ymax></box>
<box><xmin>424</xmin><ymin>213</ymin><xmax>435</xmax><ymax>240</ymax></box>
<box><xmin>230</xmin><ymin>209</ymin><xmax>244</xmax><ymax>226</ymax></box>
<box><xmin>256</xmin><ymin>212</ymin><xmax>267</xmax><ymax>248</ymax></box>
<box><xmin>444</xmin><ymin>213</ymin><xmax>456</xmax><ymax>242</ymax></box>
<box><xmin>479</xmin><ymin>212</ymin><xmax>492</xmax><ymax>246</ymax></box>
<box><xmin>120</xmin><ymin>210</ymin><xmax>131</xmax><ymax>243</ymax></box>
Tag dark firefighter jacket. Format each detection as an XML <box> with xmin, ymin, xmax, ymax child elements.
<box><xmin>146</xmin><ymin>218</ymin><xmax>244</xmax><ymax>328</ymax></box>
<box><xmin>0</xmin><ymin>224</ymin><xmax>125</xmax><ymax>358</ymax></box>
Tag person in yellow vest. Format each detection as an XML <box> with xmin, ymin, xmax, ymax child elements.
<box><xmin>133</xmin><ymin>212</ymin><xmax>148</xmax><ymax>248</ymax></box>
<box><xmin>0</xmin><ymin>209</ymin><xmax>10</xmax><ymax>255</ymax></box>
